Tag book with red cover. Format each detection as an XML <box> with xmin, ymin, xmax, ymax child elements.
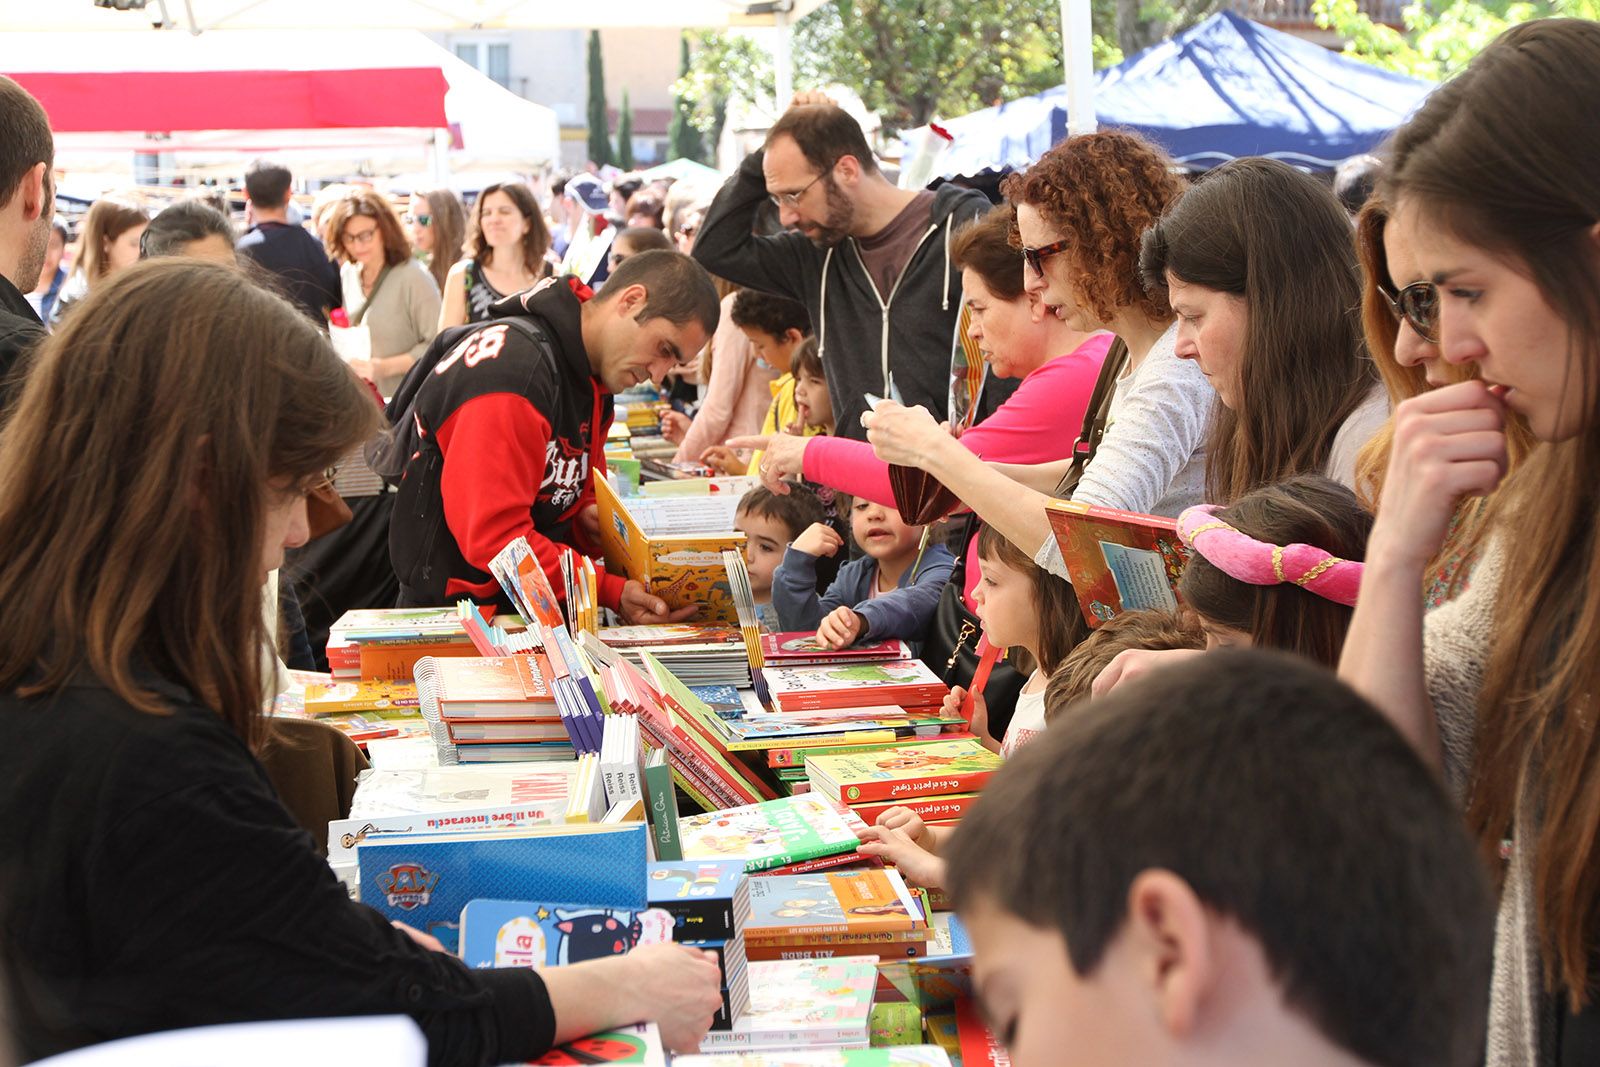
<box><xmin>806</xmin><ymin>739</ymin><xmax>1001</xmax><ymax>805</ymax></box>
<box><xmin>850</xmin><ymin>792</ymin><xmax>982</xmax><ymax>825</ymax></box>
<box><xmin>638</xmin><ymin>652</ymin><xmax>776</xmax><ymax>806</ymax></box>
<box><xmin>1044</xmin><ymin>498</ymin><xmax>1191</xmax><ymax>628</ymax></box>
<box><xmin>955</xmin><ymin>996</ymin><xmax>1012</xmax><ymax>1067</ymax></box>
<box><xmin>762</xmin><ymin>660</ymin><xmax>948</xmax><ymax>713</ymax></box>
<box><xmin>766</xmin><ymin>733</ymin><xmax>977</xmax><ymax>769</ymax></box>
<box><xmin>759</xmin><ymin>633</ymin><xmax>913</xmax><ymax>667</ymax></box>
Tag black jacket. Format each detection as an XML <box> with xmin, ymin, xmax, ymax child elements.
<box><xmin>0</xmin><ymin>271</ymin><xmax>44</xmax><ymax>412</ymax></box>
<box><xmin>0</xmin><ymin>671</ymin><xmax>553</xmax><ymax>1066</ymax></box>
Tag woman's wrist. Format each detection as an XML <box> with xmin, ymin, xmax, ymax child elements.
<box><xmin>1364</xmin><ymin>527</ymin><xmax>1433</xmax><ymax>581</ymax></box>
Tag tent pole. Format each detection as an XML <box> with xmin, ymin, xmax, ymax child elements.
<box><xmin>773</xmin><ymin>5</ymin><xmax>793</xmax><ymax>111</ymax></box>
<box><xmin>1059</xmin><ymin>0</ymin><xmax>1097</xmax><ymax>135</ymax></box>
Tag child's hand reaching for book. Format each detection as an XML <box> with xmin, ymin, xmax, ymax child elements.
<box><xmin>816</xmin><ymin>606</ymin><xmax>865</xmax><ymax>648</ymax></box>
<box><xmin>792</xmin><ymin>522</ymin><xmax>844</xmax><ymax>559</ymax></box>
<box><xmin>857</xmin><ymin>825</ymin><xmax>948</xmax><ymax>889</ymax></box>
<box><xmin>697</xmin><ymin>445</ymin><xmax>748</xmax><ymax>477</ymax></box>
<box><xmin>873</xmin><ymin>806</ymin><xmax>935</xmax><ymax>850</ymax></box>
<box><xmin>619</xmin><ymin>580</ymin><xmax>699</xmax><ymax>625</ymax></box>
<box><xmin>659</xmin><ymin>409</ymin><xmax>692</xmax><ymax>444</ymax></box>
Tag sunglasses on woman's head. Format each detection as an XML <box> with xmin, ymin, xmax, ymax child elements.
<box><xmin>1022</xmin><ymin>238</ymin><xmax>1070</xmax><ymax>277</ymax></box>
<box><xmin>1379</xmin><ymin>280</ymin><xmax>1439</xmax><ymax>343</ymax></box>
<box><xmin>402</xmin><ymin>213</ymin><xmax>432</xmax><ymax>226</ymax></box>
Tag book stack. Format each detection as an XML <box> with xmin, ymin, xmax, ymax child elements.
<box><xmin>761</xmin><ymin>660</ymin><xmax>949</xmax><ymax>717</ymax></box>
<box><xmin>272</xmin><ymin>671</ymin><xmax>428</xmax><ymax>746</ymax></box>
<box><xmin>759</xmin><ymin>633</ymin><xmax>914</xmax><ymax>667</ymax></box>
<box><xmin>765</xmin><ymin>734</ymin><xmax>980</xmax><ymax>796</ymax></box>
<box><xmin>326</xmin><ymin>607</ymin><xmax>483</xmax><ymax>683</ymax></box>
<box><xmin>677</xmin><ymin>793</ymin><xmax>870</xmax><ymax>875</ymax></box>
<box><xmin>633</xmin><ymin>652</ymin><xmax>778</xmax><ymax>811</ymax></box>
<box><xmin>694</xmin><ymin>957</ymin><xmax>879</xmax><ymax>1054</ymax></box>
<box><xmin>804</xmin><ymin>738</ymin><xmax>1002</xmax><ymax>830</ymax></box>
<box><xmin>742</xmin><ymin>868</ymin><xmax>930</xmax><ymax>963</ymax></box>
<box><xmin>414</xmin><ymin>655</ymin><xmax>577</xmax><ymax>765</ymax></box>
<box><xmin>647</xmin><ymin>859</ymin><xmax>753</xmax><ymax>1031</ymax></box>
<box><xmin>598</xmin><ymin>623</ymin><xmax>754</xmax><ymax>688</ymax></box>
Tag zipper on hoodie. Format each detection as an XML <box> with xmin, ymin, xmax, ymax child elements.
<box><xmin>849</xmin><ymin>222</ymin><xmax>941</xmax><ymax>394</ymax></box>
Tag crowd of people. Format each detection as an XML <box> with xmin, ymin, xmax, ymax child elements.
<box><xmin>0</xmin><ymin>15</ymin><xmax>1597</xmax><ymax>1067</ymax></box>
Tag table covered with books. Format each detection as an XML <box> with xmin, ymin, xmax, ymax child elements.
<box><xmin>272</xmin><ymin>472</ymin><xmax>1019</xmax><ymax>1067</ymax></box>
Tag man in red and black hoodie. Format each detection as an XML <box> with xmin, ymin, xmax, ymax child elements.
<box><xmin>390</xmin><ymin>250</ymin><xmax>720</xmax><ymax>621</ymax></box>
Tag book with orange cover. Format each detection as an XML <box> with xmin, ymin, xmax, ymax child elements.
<box><xmin>1043</xmin><ymin>498</ymin><xmax>1191</xmax><ymax>628</ymax></box>
<box><xmin>302</xmin><ymin>679</ymin><xmax>420</xmax><ymax>716</ymax></box>
<box><xmin>413</xmin><ymin>656</ymin><xmax>556</xmax><ymax>720</ymax></box>
<box><xmin>744</xmin><ymin>868</ymin><xmax>924</xmax><ymax>943</ymax></box>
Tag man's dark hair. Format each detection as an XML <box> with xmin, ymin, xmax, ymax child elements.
<box><xmin>613</xmin><ymin>178</ymin><xmax>644</xmax><ymax>203</ymax></box>
<box><xmin>0</xmin><ymin>76</ymin><xmax>53</xmax><ymax>211</ymax></box>
<box><xmin>766</xmin><ymin>105</ymin><xmax>878</xmax><ymax>177</ymax></box>
<box><xmin>140</xmin><ymin>201</ymin><xmax>236</xmax><ymax>260</ymax></box>
<box><xmin>243</xmin><ymin>160</ymin><xmax>293</xmax><ymax>208</ymax></box>
<box><xmin>595</xmin><ymin>249</ymin><xmax>720</xmax><ymax>337</ymax></box>
<box><xmin>736</xmin><ymin>483</ymin><xmax>826</xmax><ymax>541</ymax></box>
<box><xmin>1333</xmin><ymin>154</ymin><xmax>1382</xmax><ymax>216</ymax></box>
<box><xmin>615</xmin><ymin>226</ymin><xmax>673</xmax><ymax>255</ymax></box>
<box><xmin>550</xmin><ymin>175</ymin><xmax>570</xmax><ymax>199</ymax></box>
<box><xmin>946</xmin><ymin>649</ymin><xmax>1493</xmax><ymax>1067</ymax></box>
<box><xmin>729</xmin><ymin>288</ymin><xmax>810</xmax><ymax>340</ymax></box>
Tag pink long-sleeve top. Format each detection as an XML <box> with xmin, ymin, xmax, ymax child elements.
<box><xmin>674</xmin><ymin>291</ymin><xmax>781</xmax><ymax>464</ymax></box>
<box><xmin>802</xmin><ymin>332</ymin><xmax>1112</xmax><ymax>610</ymax></box>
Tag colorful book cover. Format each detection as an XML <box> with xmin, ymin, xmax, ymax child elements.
<box><xmin>359</xmin><ymin>641</ymin><xmax>478</xmax><ymax>683</ymax></box>
<box><xmin>1044</xmin><ymin>498</ymin><xmax>1190</xmax><ymax>627</ymax></box>
<box><xmin>638</xmin><ymin>653</ymin><xmax>776</xmax><ymax>805</ymax></box>
<box><xmin>877</xmin><ymin>912</ymin><xmax>975</xmax><ymax>1012</ymax></box>
<box><xmin>527</xmin><ymin>1022</ymin><xmax>666</xmax><ymax>1067</ymax></box>
<box><xmin>595</xmin><ymin>475</ymin><xmax>745</xmax><ymax>624</ymax></box>
<box><xmin>763</xmin><ymin>661</ymin><xmax>947</xmax><ymax>712</ymax></box>
<box><xmin>674</xmin><ymin>1049</ymin><xmax>953</xmax><ymax>1066</ymax></box>
<box><xmin>766</xmin><ymin>733</ymin><xmax>978</xmax><ymax>770</ymax></box>
<box><xmin>458</xmin><ymin>898</ymin><xmax>675</xmax><ymax>969</ymax></box>
<box><xmin>744</xmin><ymin>869</ymin><xmax>923</xmax><ymax>943</ymax></box>
<box><xmin>646</xmin><ymin>859</ymin><xmax>749</xmax><ymax>942</ymax></box>
<box><xmin>302</xmin><ymin>679</ymin><xmax>420</xmax><ymax>715</ymax></box>
<box><xmin>599</xmin><ymin>623</ymin><xmax>743</xmax><ymax>647</ymax></box>
<box><xmin>330</xmin><ymin>606</ymin><xmax>472</xmax><ymax>641</ymax></box>
<box><xmin>490</xmin><ymin>536</ymin><xmax>567</xmax><ymax>630</ymax></box>
<box><xmin>850</xmin><ymin>793</ymin><xmax>983</xmax><ymax>825</ymax></box>
<box><xmin>677</xmin><ymin>794</ymin><xmax>866</xmax><ymax>873</ymax></box>
<box><xmin>414</xmin><ymin>655</ymin><xmax>553</xmax><ymax>713</ymax></box>
<box><xmin>694</xmin><ymin>957</ymin><xmax>878</xmax><ymax>1052</ymax></box>
<box><xmin>355</xmin><ymin>822</ymin><xmax>648</xmax><ymax>953</ymax></box>
<box><xmin>806</xmin><ymin>739</ymin><xmax>1001</xmax><ymax>804</ymax></box>
<box><xmin>955</xmin><ymin>997</ymin><xmax>1012</xmax><ymax>1067</ymax></box>
<box><xmin>690</xmin><ymin>683</ymin><xmax>747</xmax><ymax>721</ymax></box>
<box><xmin>760</xmin><ymin>633</ymin><xmax>914</xmax><ymax>666</ymax></box>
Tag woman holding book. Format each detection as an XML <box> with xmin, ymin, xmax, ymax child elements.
<box><xmin>0</xmin><ymin>260</ymin><xmax>722</xmax><ymax>1066</ymax></box>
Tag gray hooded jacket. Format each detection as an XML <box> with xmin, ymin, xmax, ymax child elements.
<box><xmin>693</xmin><ymin>149</ymin><xmax>1013</xmax><ymax>441</ymax></box>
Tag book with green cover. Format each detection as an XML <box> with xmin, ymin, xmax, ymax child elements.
<box><xmin>678</xmin><ymin>793</ymin><xmax>868</xmax><ymax>873</ymax></box>
<box><xmin>806</xmin><ymin>739</ymin><xmax>1002</xmax><ymax>805</ymax></box>
<box><xmin>643</xmin><ymin>750</ymin><xmax>682</xmax><ymax>861</ymax></box>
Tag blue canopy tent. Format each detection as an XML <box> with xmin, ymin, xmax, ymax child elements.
<box><xmin>900</xmin><ymin>11</ymin><xmax>1433</xmax><ymax>178</ymax></box>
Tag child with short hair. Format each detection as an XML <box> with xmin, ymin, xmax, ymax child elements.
<box><xmin>734</xmin><ymin>484</ymin><xmax>826</xmax><ymax>632</ymax></box>
<box><xmin>1093</xmin><ymin>475</ymin><xmax>1371</xmax><ymax>695</ymax></box>
<box><xmin>769</xmin><ymin>496</ymin><xmax>954</xmax><ymax>647</ymax></box>
<box><xmin>699</xmin><ymin>291</ymin><xmax>818</xmax><ymax>476</ymax></box>
<box><xmin>944</xmin><ymin>649</ymin><xmax>1492</xmax><ymax>1067</ymax></box>
<box><xmin>855</xmin><ymin>526</ymin><xmax>1077</xmax><ymax>887</ymax></box>
<box><xmin>1044</xmin><ymin>609</ymin><xmax>1204</xmax><ymax>720</ymax></box>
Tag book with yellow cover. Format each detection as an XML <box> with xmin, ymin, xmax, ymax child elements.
<box><xmin>594</xmin><ymin>476</ymin><xmax>745</xmax><ymax>624</ymax></box>
<box><xmin>805</xmin><ymin>739</ymin><xmax>1002</xmax><ymax>805</ymax></box>
<box><xmin>303</xmin><ymin>679</ymin><xmax>420</xmax><ymax>716</ymax></box>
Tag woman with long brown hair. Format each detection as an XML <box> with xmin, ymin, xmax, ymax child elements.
<box><xmin>438</xmin><ymin>181</ymin><xmax>552</xmax><ymax>329</ymax></box>
<box><xmin>407</xmin><ymin>187</ymin><xmax>467</xmax><ymax>295</ymax></box>
<box><xmin>0</xmin><ymin>259</ymin><xmax>720</xmax><ymax>1064</ymax></box>
<box><xmin>1339</xmin><ymin>19</ymin><xmax>1600</xmax><ymax>1064</ymax></box>
<box><xmin>50</xmin><ymin>194</ymin><xmax>148</xmax><ymax>324</ymax></box>
<box><xmin>324</xmin><ymin>187</ymin><xmax>440</xmax><ymax>396</ymax></box>
<box><xmin>1138</xmin><ymin>157</ymin><xmax>1389</xmax><ymax>503</ymax></box>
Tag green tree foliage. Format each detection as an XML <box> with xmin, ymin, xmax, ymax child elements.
<box><xmin>617</xmin><ymin>89</ymin><xmax>636</xmax><ymax>170</ymax></box>
<box><xmin>673</xmin><ymin>30</ymin><xmax>774</xmax><ymax>149</ymax></box>
<box><xmin>668</xmin><ymin>34</ymin><xmax>708</xmax><ymax>163</ymax></box>
<box><xmin>1313</xmin><ymin>0</ymin><xmax>1599</xmax><ymax>79</ymax></box>
<box><xmin>586</xmin><ymin>30</ymin><xmax>613</xmax><ymax>168</ymax></box>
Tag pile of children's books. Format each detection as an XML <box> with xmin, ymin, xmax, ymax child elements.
<box><xmin>647</xmin><ymin>858</ymin><xmax>753</xmax><ymax>1031</ymax></box>
<box><xmin>273</xmin><ymin>670</ymin><xmax>428</xmax><ymax>746</ymax></box>
<box><xmin>743</xmin><ymin>868</ymin><xmax>930</xmax><ymax>963</ymax></box>
<box><xmin>412</xmin><ymin>654</ymin><xmax>576</xmax><ymax>765</ymax></box>
<box><xmin>677</xmin><ymin>793</ymin><xmax>871</xmax><ymax>875</ymax></box>
<box><xmin>600</xmin><ymin>622</ymin><xmax>755</xmax><ymax>688</ymax></box>
<box><xmin>804</xmin><ymin>737</ymin><xmax>1002</xmax><ymax>830</ymax></box>
<box><xmin>326</xmin><ymin>606</ymin><xmax>481</xmax><ymax>683</ymax></box>
<box><xmin>695</xmin><ymin>956</ymin><xmax>881</xmax><ymax>1054</ymax></box>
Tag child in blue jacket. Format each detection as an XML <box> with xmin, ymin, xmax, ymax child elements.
<box><xmin>771</xmin><ymin>495</ymin><xmax>955</xmax><ymax>648</ymax></box>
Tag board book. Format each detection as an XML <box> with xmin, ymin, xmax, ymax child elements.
<box><xmin>647</xmin><ymin>859</ymin><xmax>751</xmax><ymax>942</ymax></box>
<box><xmin>677</xmin><ymin>793</ymin><xmax>867</xmax><ymax>873</ymax></box>
<box><xmin>595</xmin><ymin>475</ymin><xmax>745</xmax><ymax>624</ymax></box>
<box><xmin>805</xmin><ymin>739</ymin><xmax>1001</xmax><ymax>804</ymax></box>
<box><xmin>1043</xmin><ymin>498</ymin><xmax>1191</xmax><ymax>627</ymax></box>
<box><xmin>458</xmin><ymin>898</ymin><xmax>675</xmax><ymax>969</ymax></box>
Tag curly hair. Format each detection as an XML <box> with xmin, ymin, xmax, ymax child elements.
<box><xmin>729</xmin><ymin>288</ymin><xmax>811</xmax><ymax>340</ymax></box>
<box><xmin>1001</xmin><ymin>131</ymin><xmax>1185</xmax><ymax>326</ymax></box>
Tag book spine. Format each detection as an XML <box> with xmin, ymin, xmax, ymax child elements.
<box><xmin>850</xmin><ymin>793</ymin><xmax>981</xmax><ymax>824</ymax></box>
<box><xmin>742</xmin><ymin>940</ymin><xmax>926</xmax><ymax>962</ymax></box>
<box><xmin>643</xmin><ymin>761</ymin><xmax>683</xmax><ymax>862</ymax></box>
<box><xmin>750</xmin><ymin>847</ymin><xmax>863</xmax><ymax>876</ymax></box>
<box><xmin>745</xmin><ymin>926</ymin><xmax>928</xmax><ymax>947</ymax></box>
<box><xmin>696</xmin><ymin>1028</ymin><xmax>869</xmax><ymax>1051</ymax></box>
<box><xmin>837</xmin><ymin>770</ymin><xmax>995</xmax><ymax>805</ymax></box>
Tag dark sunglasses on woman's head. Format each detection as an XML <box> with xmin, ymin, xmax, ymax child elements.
<box><xmin>1022</xmin><ymin>238</ymin><xmax>1071</xmax><ymax>277</ymax></box>
<box><xmin>1379</xmin><ymin>280</ymin><xmax>1440</xmax><ymax>343</ymax></box>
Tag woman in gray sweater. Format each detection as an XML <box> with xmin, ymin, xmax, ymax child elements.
<box><xmin>325</xmin><ymin>188</ymin><xmax>441</xmax><ymax>398</ymax></box>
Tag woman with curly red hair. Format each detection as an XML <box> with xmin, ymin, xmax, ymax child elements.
<box><xmin>861</xmin><ymin>130</ymin><xmax>1213</xmax><ymax>579</ymax></box>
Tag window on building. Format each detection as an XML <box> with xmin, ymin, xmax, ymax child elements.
<box><xmin>452</xmin><ymin>38</ymin><xmax>511</xmax><ymax>89</ymax></box>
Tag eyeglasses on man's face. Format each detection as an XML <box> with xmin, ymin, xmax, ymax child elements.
<box><xmin>1379</xmin><ymin>280</ymin><xmax>1439</xmax><ymax>344</ymax></box>
<box><xmin>1021</xmin><ymin>238</ymin><xmax>1071</xmax><ymax>278</ymax></box>
<box><xmin>769</xmin><ymin>170</ymin><xmax>827</xmax><ymax>210</ymax></box>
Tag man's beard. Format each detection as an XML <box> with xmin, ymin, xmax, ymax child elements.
<box><xmin>800</xmin><ymin>179</ymin><xmax>855</xmax><ymax>248</ymax></box>
<box><xmin>14</xmin><ymin>211</ymin><xmax>49</xmax><ymax>294</ymax></box>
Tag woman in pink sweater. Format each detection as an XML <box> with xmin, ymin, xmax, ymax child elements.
<box><xmin>731</xmin><ymin>206</ymin><xmax>1109</xmax><ymax>610</ymax></box>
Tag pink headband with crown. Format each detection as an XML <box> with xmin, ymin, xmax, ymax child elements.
<box><xmin>1176</xmin><ymin>504</ymin><xmax>1363</xmax><ymax>606</ymax></box>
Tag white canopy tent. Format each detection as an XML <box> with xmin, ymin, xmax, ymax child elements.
<box><xmin>0</xmin><ymin>29</ymin><xmax>559</xmax><ymax>181</ymax></box>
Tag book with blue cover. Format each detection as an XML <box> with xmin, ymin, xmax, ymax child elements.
<box><xmin>689</xmin><ymin>684</ymin><xmax>746</xmax><ymax>721</ymax></box>
<box><xmin>356</xmin><ymin>822</ymin><xmax>648</xmax><ymax>953</ymax></box>
<box><xmin>458</xmin><ymin>898</ymin><xmax>676</xmax><ymax>969</ymax></box>
<box><xmin>647</xmin><ymin>859</ymin><xmax>751</xmax><ymax>942</ymax></box>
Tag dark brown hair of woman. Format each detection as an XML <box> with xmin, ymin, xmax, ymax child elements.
<box><xmin>322</xmin><ymin>187</ymin><xmax>412</xmax><ymax>267</ymax></box>
<box><xmin>1384</xmin><ymin>18</ymin><xmax>1600</xmax><ymax>1009</ymax></box>
<box><xmin>1141</xmin><ymin>157</ymin><xmax>1378</xmax><ymax>505</ymax></box>
<box><xmin>0</xmin><ymin>260</ymin><xmax>382</xmax><ymax>751</ymax></box>
<box><xmin>469</xmin><ymin>181</ymin><xmax>552</xmax><ymax>279</ymax></box>
<box><xmin>1000</xmin><ymin>130</ymin><xmax>1186</xmax><ymax>326</ymax></box>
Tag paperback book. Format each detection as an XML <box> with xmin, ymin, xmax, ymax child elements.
<box><xmin>677</xmin><ymin>794</ymin><xmax>867</xmax><ymax>873</ymax></box>
<box><xmin>806</xmin><ymin>739</ymin><xmax>1001</xmax><ymax>805</ymax></box>
<box><xmin>1043</xmin><ymin>498</ymin><xmax>1190</xmax><ymax>627</ymax></box>
<box><xmin>759</xmin><ymin>633</ymin><xmax>913</xmax><ymax>667</ymax></box>
<box><xmin>744</xmin><ymin>868</ymin><xmax>924</xmax><ymax>944</ymax></box>
<box><xmin>458</xmin><ymin>898</ymin><xmax>675</xmax><ymax>969</ymax></box>
<box><xmin>595</xmin><ymin>475</ymin><xmax>745</xmax><ymax>624</ymax></box>
<box><xmin>695</xmin><ymin>957</ymin><xmax>878</xmax><ymax>1053</ymax></box>
<box><xmin>762</xmin><ymin>661</ymin><xmax>948</xmax><ymax>713</ymax></box>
